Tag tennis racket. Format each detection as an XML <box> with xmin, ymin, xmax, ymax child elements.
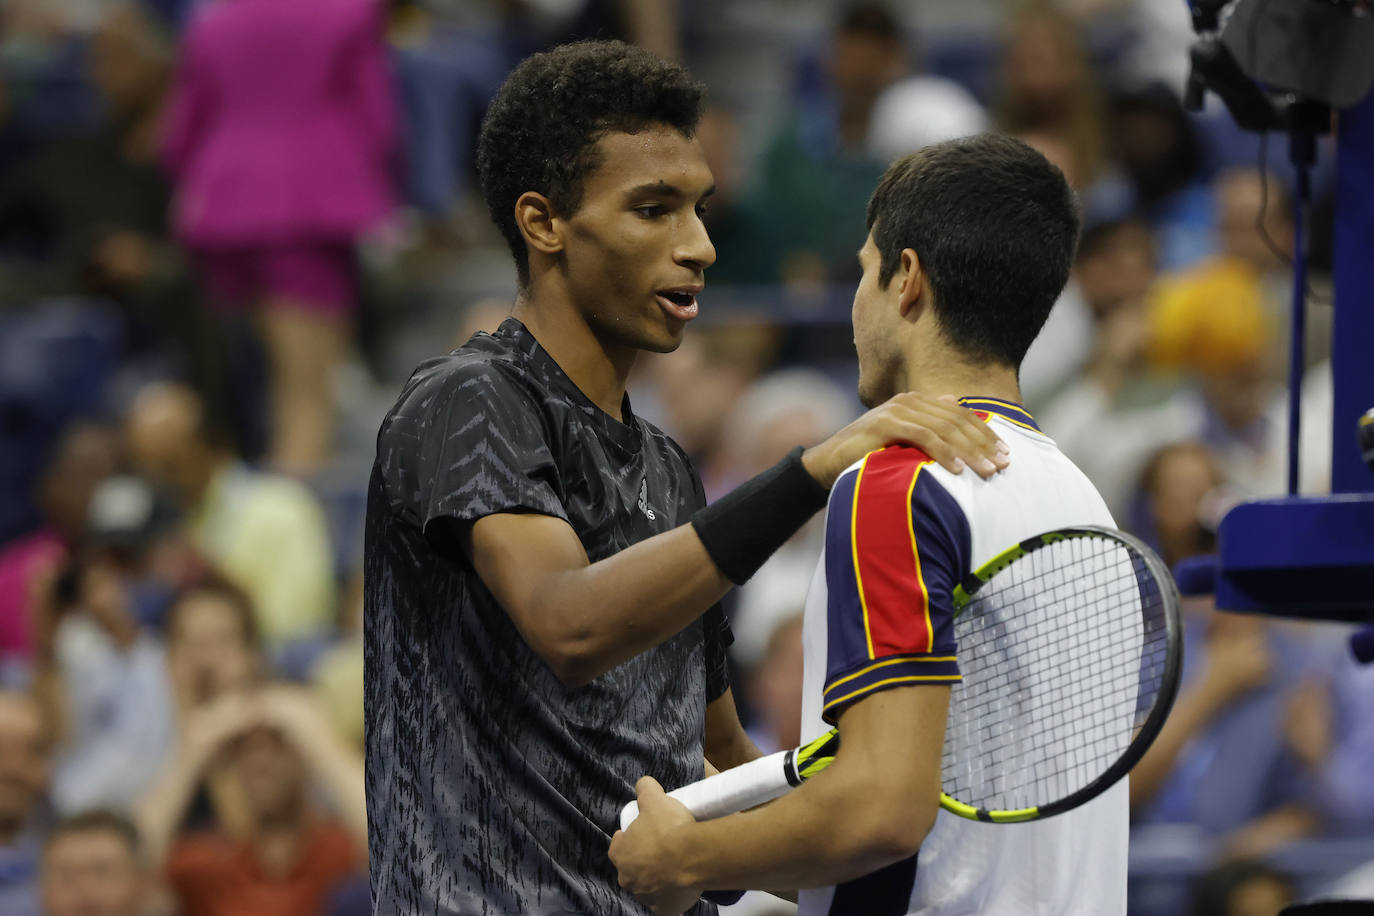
<box><xmin>619</xmin><ymin>525</ymin><xmax>1182</xmax><ymax>829</ymax></box>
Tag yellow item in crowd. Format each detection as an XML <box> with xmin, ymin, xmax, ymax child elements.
<box><xmin>1146</xmin><ymin>257</ymin><xmax>1274</xmax><ymax>373</ymax></box>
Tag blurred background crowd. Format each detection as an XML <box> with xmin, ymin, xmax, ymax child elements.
<box><xmin>0</xmin><ymin>1</ymin><xmax>1370</xmax><ymax>915</ymax></box>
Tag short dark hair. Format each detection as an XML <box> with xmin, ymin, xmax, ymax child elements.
<box><xmin>44</xmin><ymin>809</ymin><xmax>141</xmax><ymax>860</ymax></box>
<box><xmin>865</xmin><ymin>133</ymin><xmax>1080</xmax><ymax>370</ymax></box>
<box><xmin>836</xmin><ymin>2</ymin><xmax>901</xmax><ymax>42</ymax></box>
<box><xmin>476</xmin><ymin>40</ymin><xmax>706</xmax><ymax>286</ymax></box>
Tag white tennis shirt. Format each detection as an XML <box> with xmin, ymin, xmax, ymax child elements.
<box><xmin>797</xmin><ymin>398</ymin><xmax>1129</xmax><ymax>916</ymax></box>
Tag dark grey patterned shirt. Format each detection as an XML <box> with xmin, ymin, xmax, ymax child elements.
<box><xmin>364</xmin><ymin>318</ymin><xmax>731</xmax><ymax>915</ymax></box>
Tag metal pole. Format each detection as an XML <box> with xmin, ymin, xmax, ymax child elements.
<box><xmin>1286</xmin><ymin>130</ymin><xmax>1311</xmax><ymax>497</ymax></box>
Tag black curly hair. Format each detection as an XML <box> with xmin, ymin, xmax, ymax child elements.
<box><xmin>476</xmin><ymin>40</ymin><xmax>706</xmax><ymax>286</ymax></box>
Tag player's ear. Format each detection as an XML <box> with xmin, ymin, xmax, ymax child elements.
<box><xmin>897</xmin><ymin>248</ymin><xmax>925</xmax><ymax>319</ymax></box>
<box><xmin>514</xmin><ymin>191</ymin><xmax>564</xmax><ymax>258</ymax></box>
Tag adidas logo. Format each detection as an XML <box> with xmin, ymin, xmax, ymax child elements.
<box><xmin>637</xmin><ymin>478</ymin><xmax>656</xmax><ymax>521</ymax></box>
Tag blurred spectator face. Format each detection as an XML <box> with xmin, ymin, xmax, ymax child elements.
<box><xmin>1002</xmin><ymin>8</ymin><xmax>1083</xmax><ymax>121</ymax></box>
<box><xmin>229</xmin><ymin>727</ymin><xmax>307</xmax><ymax>824</ymax></box>
<box><xmin>1202</xmin><ymin>351</ymin><xmax>1276</xmax><ymax>434</ymax></box>
<box><xmin>1216</xmin><ymin>170</ymin><xmax>1293</xmax><ymax>270</ymax></box>
<box><xmin>40</xmin><ymin>827</ymin><xmax>143</xmax><ymax>916</ymax></box>
<box><xmin>1075</xmin><ymin>221</ymin><xmax>1156</xmax><ymax>318</ymax></box>
<box><xmin>755</xmin><ymin>411</ymin><xmax>828</xmax><ymax>473</ymax></box>
<box><xmin>747</xmin><ymin>615</ymin><xmax>805</xmax><ymax>751</ymax></box>
<box><xmin>647</xmin><ymin>328</ymin><xmax>767</xmax><ymax>462</ymax></box>
<box><xmin>167</xmin><ymin>589</ymin><xmax>259</xmax><ymax>707</ymax></box>
<box><xmin>830</xmin><ymin>31</ymin><xmax>903</xmax><ymax>111</ymax></box>
<box><xmin>724</xmin><ymin>369</ymin><xmax>855</xmax><ymax>478</ymax></box>
<box><xmin>0</xmin><ymin>691</ymin><xmax>49</xmax><ymax>842</ymax></box>
<box><xmin>125</xmin><ymin>384</ymin><xmax>215</xmax><ymax>505</ymax></box>
<box><xmin>827</xmin><ymin>3</ymin><xmax>904</xmax><ymax>115</ymax></box>
<box><xmin>38</xmin><ymin>424</ymin><xmax>121</xmax><ymax>542</ymax></box>
<box><xmin>90</xmin><ymin>5</ymin><xmax>169</xmax><ymax>119</ymax></box>
<box><xmin>1143</xmin><ymin>443</ymin><xmax>1221</xmax><ymax>567</ymax></box>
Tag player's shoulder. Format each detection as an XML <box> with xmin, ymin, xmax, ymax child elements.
<box><xmin>389</xmin><ymin>331</ymin><xmax>541</xmax><ymax>421</ymax></box>
<box><xmin>836</xmin><ymin>444</ymin><xmax>940</xmax><ymax>489</ymax></box>
<box><xmin>830</xmin><ymin>445</ymin><xmax>956</xmax><ymax>516</ymax></box>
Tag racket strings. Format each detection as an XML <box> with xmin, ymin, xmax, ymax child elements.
<box><xmin>942</xmin><ymin>535</ymin><xmax>1171</xmax><ymax>812</ymax></box>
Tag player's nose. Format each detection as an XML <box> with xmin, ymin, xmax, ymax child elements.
<box><xmin>675</xmin><ymin>216</ymin><xmax>716</xmax><ymax>271</ymax></box>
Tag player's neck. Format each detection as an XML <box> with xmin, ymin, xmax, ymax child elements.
<box><xmin>899</xmin><ymin>357</ymin><xmax>1023</xmax><ymax>406</ymax></box>
<box><xmin>512</xmin><ymin>292</ymin><xmax>635</xmax><ymax>422</ymax></box>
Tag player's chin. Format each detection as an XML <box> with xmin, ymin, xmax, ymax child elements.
<box><xmin>637</xmin><ymin>317</ymin><xmax>688</xmax><ymax>353</ymax></box>
<box><xmin>856</xmin><ymin>375</ymin><xmax>883</xmax><ymax>409</ymax></box>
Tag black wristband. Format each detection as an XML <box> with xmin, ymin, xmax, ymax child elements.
<box><xmin>691</xmin><ymin>446</ymin><xmax>830</xmax><ymax>585</ymax></box>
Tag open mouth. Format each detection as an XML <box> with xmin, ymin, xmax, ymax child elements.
<box><xmin>656</xmin><ymin>288</ymin><xmax>700</xmax><ymax>321</ymax></box>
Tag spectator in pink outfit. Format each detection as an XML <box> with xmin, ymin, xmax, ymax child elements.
<box><xmin>0</xmin><ymin>424</ymin><xmax>120</xmax><ymax>667</ymax></box>
<box><xmin>163</xmin><ymin>0</ymin><xmax>398</xmax><ymax>476</ymax></box>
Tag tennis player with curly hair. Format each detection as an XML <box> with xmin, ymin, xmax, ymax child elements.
<box><xmin>363</xmin><ymin>40</ymin><xmax>1006</xmax><ymax>915</ymax></box>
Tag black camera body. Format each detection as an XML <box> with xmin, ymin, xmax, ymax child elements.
<box><xmin>1186</xmin><ymin>0</ymin><xmax>1374</xmax><ymax>130</ymax></box>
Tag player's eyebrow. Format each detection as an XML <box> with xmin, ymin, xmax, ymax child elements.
<box><xmin>625</xmin><ymin>181</ymin><xmax>716</xmax><ymax>201</ymax></box>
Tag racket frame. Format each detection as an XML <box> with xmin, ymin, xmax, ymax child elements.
<box><xmin>941</xmin><ymin>525</ymin><xmax>1184</xmax><ymax>822</ymax></box>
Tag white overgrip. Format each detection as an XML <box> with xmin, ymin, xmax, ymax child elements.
<box><xmin>618</xmin><ymin>749</ymin><xmax>795</xmax><ymax>830</ymax></box>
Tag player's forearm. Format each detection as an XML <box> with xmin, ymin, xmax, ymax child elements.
<box><xmin>674</xmin><ymin>758</ymin><xmax>931</xmax><ymax>893</ymax></box>
<box><xmin>472</xmin><ymin>448</ymin><xmax>834</xmax><ymax>686</ymax></box>
<box><xmin>528</xmin><ymin>524</ymin><xmax>734</xmax><ymax>685</ymax></box>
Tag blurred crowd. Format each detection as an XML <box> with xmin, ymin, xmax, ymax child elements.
<box><xmin>0</xmin><ymin>1</ymin><xmax>1368</xmax><ymax>915</ymax></box>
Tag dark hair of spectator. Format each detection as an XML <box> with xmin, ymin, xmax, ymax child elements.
<box><xmin>475</xmin><ymin>40</ymin><xmax>705</xmax><ymax>287</ymax></box>
<box><xmin>864</xmin><ymin>133</ymin><xmax>1080</xmax><ymax>370</ymax></box>
<box><xmin>1110</xmin><ymin>85</ymin><xmax>1205</xmax><ymax>205</ymax></box>
<box><xmin>836</xmin><ymin>2</ymin><xmax>901</xmax><ymax>43</ymax></box>
<box><xmin>165</xmin><ymin>573</ymin><xmax>261</xmax><ymax>651</ymax></box>
<box><xmin>43</xmin><ymin>809</ymin><xmax>141</xmax><ymax>860</ymax></box>
<box><xmin>1189</xmin><ymin>860</ymin><xmax>1295</xmax><ymax>916</ymax></box>
<box><xmin>194</xmin><ymin>389</ymin><xmax>240</xmax><ymax>456</ymax></box>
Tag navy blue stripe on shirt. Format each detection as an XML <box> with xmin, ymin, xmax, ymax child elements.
<box><xmin>828</xmin><ymin>852</ymin><xmax>918</xmax><ymax>915</ymax></box>
<box><xmin>823</xmin><ymin>466</ymin><xmax>870</xmax><ymax>675</ymax></box>
<box><xmin>822</xmin><ymin>654</ymin><xmax>962</xmax><ymax>723</ymax></box>
<box><xmin>957</xmin><ymin>396</ymin><xmax>1041</xmax><ymax>433</ymax></box>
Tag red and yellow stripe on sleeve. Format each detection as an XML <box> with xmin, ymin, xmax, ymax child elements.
<box><xmin>849</xmin><ymin>446</ymin><xmax>936</xmax><ymax>659</ymax></box>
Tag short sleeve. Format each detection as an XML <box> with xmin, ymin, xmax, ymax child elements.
<box><xmin>820</xmin><ymin>447</ymin><xmax>971</xmax><ymax>724</ymax></box>
<box><xmin>379</xmin><ymin>359</ymin><xmax>567</xmax><ymax>549</ymax></box>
